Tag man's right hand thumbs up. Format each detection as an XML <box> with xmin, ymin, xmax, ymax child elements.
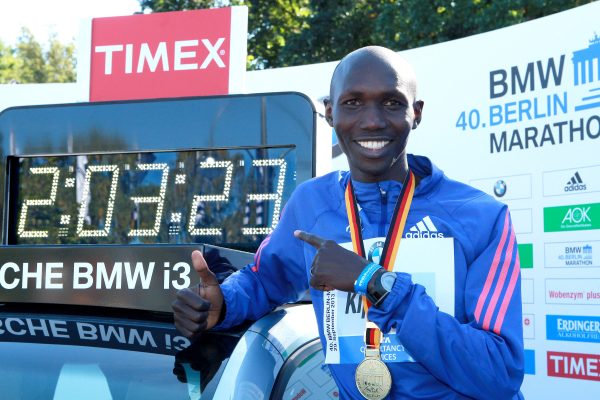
<box><xmin>172</xmin><ymin>250</ymin><xmax>225</xmax><ymax>339</ymax></box>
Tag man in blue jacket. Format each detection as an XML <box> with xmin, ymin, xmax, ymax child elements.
<box><xmin>173</xmin><ymin>46</ymin><xmax>525</xmax><ymax>399</ymax></box>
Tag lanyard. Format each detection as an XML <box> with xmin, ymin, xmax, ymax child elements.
<box><xmin>344</xmin><ymin>170</ymin><xmax>415</xmax><ymax>351</ymax></box>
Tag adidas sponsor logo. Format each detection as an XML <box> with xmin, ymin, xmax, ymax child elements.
<box><xmin>406</xmin><ymin>216</ymin><xmax>444</xmax><ymax>238</ymax></box>
<box><xmin>564</xmin><ymin>172</ymin><xmax>587</xmax><ymax>192</ymax></box>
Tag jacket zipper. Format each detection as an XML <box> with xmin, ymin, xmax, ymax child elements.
<box><xmin>378</xmin><ymin>184</ymin><xmax>387</xmax><ymax>237</ymax></box>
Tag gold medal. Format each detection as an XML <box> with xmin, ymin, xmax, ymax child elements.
<box><xmin>355</xmin><ymin>355</ymin><xmax>392</xmax><ymax>399</ymax></box>
<box><xmin>355</xmin><ymin>344</ymin><xmax>391</xmax><ymax>400</ymax></box>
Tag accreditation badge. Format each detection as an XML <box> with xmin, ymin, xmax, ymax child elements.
<box><xmin>323</xmin><ymin>237</ymin><xmax>455</xmax><ymax>364</ymax></box>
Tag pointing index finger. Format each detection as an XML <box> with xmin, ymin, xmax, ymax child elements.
<box><xmin>294</xmin><ymin>230</ymin><xmax>327</xmax><ymax>248</ymax></box>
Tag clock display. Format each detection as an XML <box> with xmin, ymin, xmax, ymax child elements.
<box><xmin>9</xmin><ymin>145</ymin><xmax>295</xmax><ymax>249</ymax></box>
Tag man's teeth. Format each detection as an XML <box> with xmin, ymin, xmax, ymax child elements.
<box><xmin>358</xmin><ymin>140</ymin><xmax>389</xmax><ymax>150</ymax></box>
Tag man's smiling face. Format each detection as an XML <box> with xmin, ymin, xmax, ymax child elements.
<box><xmin>326</xmin><ymin>48</ymin><xmax>423</xmax><ymax>183</ymax></box>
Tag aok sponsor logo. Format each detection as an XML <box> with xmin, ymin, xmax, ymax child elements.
<box><xmin>544</xmin><ymin>202</ymin><xmax>600</xmax><ymax>232</ymax></box>
<box><xmin>546</xmin><ymin>315</ymin><xmax>600</xmax><ymax>343</ymax></box>
<box><xmin>547</xmin><ymin>351</ymin><xmax>600</xmax><ymax>381</ymax></box>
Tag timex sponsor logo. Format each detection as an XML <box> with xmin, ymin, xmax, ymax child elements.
<box><xmin>95</xmin><ymin>38</ymin><xmax>226</xmax><ymax>75</ymax></box>
<box><xmin>547</xmin><ymin>351</ymin><xmax>600</xmax><ymax>381</ymax></box>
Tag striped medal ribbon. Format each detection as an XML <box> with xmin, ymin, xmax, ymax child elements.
<box><xmin>345</xmin><ymin>171</ymin><xmax>415</xmax><ymax>400</ymax></box>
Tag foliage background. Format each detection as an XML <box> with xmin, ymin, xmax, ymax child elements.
<box><xmin>0</xmin><ymin>0</ymin><xmax>594</xmax><ymax>83</ymax></box>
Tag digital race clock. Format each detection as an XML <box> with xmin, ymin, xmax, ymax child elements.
<box><xmin>0</xmin><ymin>92</ymin><xmax>320</xmax><ymax>252</ymax></box>
<box><xmin>9</xmin><ymin>145</ymin><xmax>294</xmax><ymax>246</ymax></box>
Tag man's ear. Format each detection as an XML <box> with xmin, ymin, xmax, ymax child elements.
<box><xmin>412</xmin><ymin>100</ymin><xmax>424</xmax><ymax>129</ymax></box>
<box><xmin>324</xmin><ymin>101</ymin><xmax>334</xmax><ymax>127</ymax></box>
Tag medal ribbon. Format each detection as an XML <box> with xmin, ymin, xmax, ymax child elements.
<box><xmin>344</xmin><ymin>171</ymin><xmax>415</xmax><ymax>354</ymax></box>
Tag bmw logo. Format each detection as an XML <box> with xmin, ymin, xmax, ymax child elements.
<box><xmin>494</xmin><ymin>180</ymin><xmax>507</xmax><ymax>197</ymax></box>
<box><xmin>368</xmin><ymin>241</ymin><xmax>385</xmax><ymax>264</ymax></box>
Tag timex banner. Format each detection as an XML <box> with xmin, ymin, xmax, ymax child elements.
<box><xmin>89</xmin><ymin>7</ymin><xmax>248</xmax><ymax>101</ymax></box>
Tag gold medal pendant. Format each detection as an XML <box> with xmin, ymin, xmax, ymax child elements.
<box><xmin>355</xmin><ymin>347</ymin><xmax>392</xmax><ymax>400</ymax></box>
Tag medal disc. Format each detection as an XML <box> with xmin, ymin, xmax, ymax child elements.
<box><xmin>355</xmin><ymin>358</ymin><xmax>392</xmax><ymax>400</ymax></box>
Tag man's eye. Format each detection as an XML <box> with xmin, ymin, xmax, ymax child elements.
<box><xmin>343</xmin><ymin>99</ymin><xmax>360</xmax><ymax>106</ymax></box>
<box><xmin>383</xmin><ymin>99</ymin><xmax>405</xmax><ymax>107</ymax></box>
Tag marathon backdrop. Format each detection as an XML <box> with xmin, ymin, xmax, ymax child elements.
<box><xmin>247</xmin><ymin>2</ymin><xmax>600</xmax><ymax>397</ymax></box>
<box><xmin>0</xmin><ymin>3</ymin><xmax>598</xmax><ymax>398</ymax></box>
<box><xmin>343</xmin><ymin>4</ymin><xmax>600</xmax><ymax>397</ymax></box>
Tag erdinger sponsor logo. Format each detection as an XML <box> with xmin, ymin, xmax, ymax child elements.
<box><xmin>547</xmin><ymin>315</ymin><xmax>600</xmax><ymax>343</ymax></box>
<box><xmin>405</xmin><ymin>216</ymin><xmax>445</xmax><ymax>238</ymax></box>
<box><xmin>547</xmin><ymin>351</ymin><xmax>600</xmax><ymax>381</ymax></box>
<box><xmin>564</xmin><ymin>171</ymin><xmax>587</xmax><ymax>192</ymax></box>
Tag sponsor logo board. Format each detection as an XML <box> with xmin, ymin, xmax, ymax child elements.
<box><xmin>545</xmin><ymin>279</ymin><xmax>600</xmax><ymax>305</ymax></box>
<box><xmin>544</xmin><ymin>203</ymin><xmax>600</xmax><ymax>232</ymax></box>
<box><xmin>523</xmin><ymin>314</ymin><xmax>535</xmax><ymax>339</ymax></box>
<box><xmin>524</xmin><ymin>349</ymin><xmax>536</xmax><ymax>375</ymax></box>
<box><xmin>547</xmin><ymin>351</ymin><xmax>600</xmax><ymax>381</ymax></box>
<box><xmin>522</xmin><ymin>279</ymin><xmax>534</xmax><ymax>304</ymax></box>
<box><xmin>544</xmin><ymin>240</ymin><xmax>599</xmax><ymax>268</ymax></box>
<box><xmin>546</xmin><ymin>315</ymin><xmax>600</xmax><ymax>343</ymax></box>
<box><xmin>510</xmin><ymin>209</ymin><xmax>533</xmax><ymax>234</ymax></box>
<box><xmin>89</xmin><ymin>7</ymin><xmax>247</xmax><ymax>101</ymax></box>
<box><xmin>518</xmin><ymin>243</ymin><xmax>533</xmax><ymax>268</ymax></box>
<box><xmin>543</xmin><ymin>165</ymin><xmax>600</xmax><ymax>197</ymax></box>
<box><xmin>469</xmin><ymin>174</ymin><xmax>532</xmax><ymax>200</ymax></box>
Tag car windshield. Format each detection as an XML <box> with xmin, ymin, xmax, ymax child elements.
<box><xmin>0</xmin><ymin>312</ymin><xmax>243</xmax><ymax>400</ymax></box>
<box><xmin>1</xmin><ymin>342</ymin><xmax>191</xmax><ymax>399</ymax></box>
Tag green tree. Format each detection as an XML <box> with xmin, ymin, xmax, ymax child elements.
<box><xmin>45</xmin><ymin>33</ymin><xmax>76</xmax><ymax>83</ymax></box>
<box><xmin>16</xmin><ymin>28</ymin><xmax>47</xmax><ymax>83</ymax></box>
<box><xmin>139</xmin><ymin>0</ymin><xmax>595</xmax><ymax>69</ymax></box>
<box><xmin>0</xmin><ymin>28</ymin><xmax>76</xmax><ymax>84</ymax></box>
<box><xmin>0</xmin><ymin>40</ymin><xmax>22</xmax><ymax>83</ymax></box>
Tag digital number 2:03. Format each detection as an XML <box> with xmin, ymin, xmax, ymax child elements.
<box><xmin>13</xmin><ymin>148</ymin><xmax>294</xmax><ymax>243</ymax></box>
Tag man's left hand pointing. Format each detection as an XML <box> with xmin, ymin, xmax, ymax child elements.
<box><xmin>294</xmin><ymin>230</ymin><xmax>369</xmax><ymax>292</ymax></box>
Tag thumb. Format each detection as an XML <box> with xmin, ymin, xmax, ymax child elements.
<box><xmin>191</xmin><ymin>250</ymin><xmax>219</xmax><ymax>287</ymax></box>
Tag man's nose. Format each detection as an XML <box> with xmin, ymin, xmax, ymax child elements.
<box><xmin>359</xmin><ymin>105</ymin><xmax>386</xmax><ymax>130</ymax></box>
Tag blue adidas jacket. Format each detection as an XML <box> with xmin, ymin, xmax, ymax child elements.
<box><xmin>217</xmin><ymin>154</ymin><xmax>525</xmax><ymax>399</ymax></box>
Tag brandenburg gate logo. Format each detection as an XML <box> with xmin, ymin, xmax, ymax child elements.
<box><xmin>572</xmin><ymin>33</ymin><xmax>600</xmax><ymax>111</ymax></box>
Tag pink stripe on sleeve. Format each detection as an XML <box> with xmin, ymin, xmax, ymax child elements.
<box><xmin>474</xmin><ymin>211</ymin><xmax>510</xmax><ymax>323</ymax></box>
<box><xmin>493</xmin><ymin>256</ymin><xmax>521</xmax><ymax>334</ymax></box>
<box><xmin>251</xmin><ymin>235</ymin><xmax>271</xmax><ymax>272</ymax></box>
<box><xmin>482</xmin><ymin>229</ymin><xmax>516</xmax><ymax>330</ymax></box>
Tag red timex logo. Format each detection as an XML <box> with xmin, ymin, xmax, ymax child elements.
<box><xmin>90</xmin><ymin>8</ymin><xmax>234</xmax><ymax>101</ymax></box>
<box><xmin>94</xmin><ymin>38</ymin><xmax>226</xmax><ymax>75</ymax></box>
<box><xmin>547</xmin><ymin>351</ymin><xmax>600</xmax><ymax>381</ymax></box>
